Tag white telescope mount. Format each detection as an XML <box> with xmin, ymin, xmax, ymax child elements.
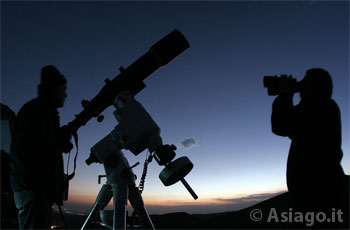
<box><xmin>81</xmin><ymin>91</ymin><xmax>198</xmax><ymax>230</ymax></box>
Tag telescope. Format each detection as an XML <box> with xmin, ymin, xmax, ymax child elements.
<box><xmin>69</xmin><ymin>30</ymin><xmax>198</xmax><ymax>230</ymax></box>
<box><xmin>66</xmin><ymin>29</ymin><xmax>190</xmax><ymax>133</ymax></box>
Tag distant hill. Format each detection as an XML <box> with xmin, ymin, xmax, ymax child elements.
<box><xmin>150</xmin><ymin>192</ymin><xmax>349</xmax><ymax>229</ymax></box>
<box><xmin>52</xmin><ymin>192</ymin><xmax>349</xmax><ymax>229</ymax></box>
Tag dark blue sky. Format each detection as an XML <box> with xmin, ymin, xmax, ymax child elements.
<box><xmin>1</xmin><ymin>1</ymin><xmax>349</xmax><ymax>214</ymax></box>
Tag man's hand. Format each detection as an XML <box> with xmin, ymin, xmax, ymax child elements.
<box><xmin>59</xmin><ymin>125</ymin><xmax>73</xmax><ymax>153</ymax></box>
<box><xmin>61</xmin><ymin>141</ymin><xmax>73</xmax><ymax>153</ymax></box>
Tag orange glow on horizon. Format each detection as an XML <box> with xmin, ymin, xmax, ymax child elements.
<box><xmin>66</xmin><ymin>189</ymin><xmax>287</xmax><ymax>208</ymax></box>
<box><xmin>67</xmin><ymin>193</ymin><xmax>98</xmax><ymax>205</ymax></box>
<box><xmin>66</xmin><ymin>196</ymin><xmax>225</xmax><ymax>207</ymax></box>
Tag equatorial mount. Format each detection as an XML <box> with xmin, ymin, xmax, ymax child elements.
<box><xmin>82</xmin><ymin>91</ymin><xmax>197</xmax><ymax>230</ymax></box>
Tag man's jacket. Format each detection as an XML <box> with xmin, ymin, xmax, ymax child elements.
<box><xmin>12</xmin><ymin>97</ymin><xmax>64</xmax><ymax>205</ymax></box>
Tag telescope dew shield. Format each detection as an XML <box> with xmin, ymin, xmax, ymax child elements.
<box><xmin>150</xmin><ymin>29</ymin><xmax>190</xmax><ymax>66</ymax></box>
<box><xmin>67</xmin><ymin>29</ymin><xmax>190</xmax><ymax>133</ymax></box>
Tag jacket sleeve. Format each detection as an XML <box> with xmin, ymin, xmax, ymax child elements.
<box><xmin>271</xmin><ymin>94</ymin><xmax>294</xmax><ymax>137</ymax></box>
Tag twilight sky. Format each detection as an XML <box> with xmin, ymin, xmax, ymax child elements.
<box><xmin>1</xmin><ymin>1</ymin><xmax>349</xmax><ymax>215</ymax></box>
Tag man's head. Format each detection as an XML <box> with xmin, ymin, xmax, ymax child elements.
<box><xmin>300</xmin><ymin>68</ymin><xmax>333</xmax><ymax>100</ymax></box>
<box><xmin>38</xmin><ymin>65</ymin><xmax>67</xmax><ymax>108</ymax></box>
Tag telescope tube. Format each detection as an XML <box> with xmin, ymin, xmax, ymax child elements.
<box><xmin>67</xmin><ymin>30</ymin><xmax>190</xmax><ymax>133</ymax></box>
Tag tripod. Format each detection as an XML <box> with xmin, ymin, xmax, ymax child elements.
<box><xmin>81</xmin><ymin>137</ymin><xmax>154</xmax><ymax>230</ymax></box>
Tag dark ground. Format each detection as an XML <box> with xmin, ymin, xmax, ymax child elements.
<box><xmin>2</xmin><ymin>192</ymin><xmax>349</xmax><ymax>229</ymax></box>
<box><xmin>48</xmin><ymin>192</ymin><xmax>349</xmax><ymax>229</ymax></box>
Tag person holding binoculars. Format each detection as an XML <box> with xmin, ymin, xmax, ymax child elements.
<box><xmin>265</xmin><ymin>68</ymin><xmax>348</xmax><ymax>214</ymax></box>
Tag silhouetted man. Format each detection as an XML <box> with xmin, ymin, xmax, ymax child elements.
<box><xmin>271</xmin><ymin>68</ymin><xmax>347</xmax><ymax>211</ymax></box>
<box><xmin>11</xmin><ymin>65</ymin><xmax>72</xmax><ymax>229</ymax></box>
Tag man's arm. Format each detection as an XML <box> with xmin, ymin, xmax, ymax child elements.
<box><xmin>271</xmin><ymin>93</ymin><xmax>294</xmax><ymax>137</ymax></box>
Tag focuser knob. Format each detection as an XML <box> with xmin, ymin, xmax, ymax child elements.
<box><xmin>104</xmin><ymin>78</ymin><xmax>111</xmax><ymax>84</ymax></box>
<box><xmin>119</xmin><ymin>66</ymin><xmax>125</xmax><ymax>72</ymax></box>
<box><xmin>81</xmin><ymin>99</ymin><xmax>90</xmax><ymax>109</ymax></box>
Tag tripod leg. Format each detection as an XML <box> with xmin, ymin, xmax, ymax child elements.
<box><xmin>81</xmin><ymin>184</ymin><xmax>113</xmax><ymax>230</ymax></box>
<box><xmin>128</xmin><ymin>186</ymin><xmax>155</xmax><ymax>230</ymax></box>
<box><xmin>112</xmin><ymin>183</ymin><xmax>128</xmax><ymax>230</ymax></box>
